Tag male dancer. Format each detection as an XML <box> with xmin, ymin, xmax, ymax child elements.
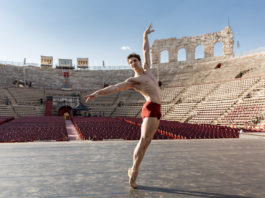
<box><xmin>84</xmin><ymin>24</ymin><xmax>161</xmax><ymax>188</ymax></box>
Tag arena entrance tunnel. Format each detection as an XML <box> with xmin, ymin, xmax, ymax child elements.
<box><xmin>58</xmin><ymin>106</ymin><xmax>73</xmax><ymax>118</ymax></box>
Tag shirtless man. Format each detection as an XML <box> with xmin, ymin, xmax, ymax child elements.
<box><xmin>84</xmin><ymin>24</ymin><xmax>161</xmax><ymax>188</ymax></box>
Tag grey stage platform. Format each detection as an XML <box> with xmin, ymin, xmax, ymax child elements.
<box><xmin>1</xmin><ymin>139</ymin><xmax>265</xmax><ymax>198</ymax></box>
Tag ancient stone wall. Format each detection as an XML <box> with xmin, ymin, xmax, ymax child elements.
<box><xmin>0</xmin><ymin>52</ymin><xmax>265</xmax><ymax>90</ymax></box>
<box><xmin>157</xmin><ymin>53</ymin><xmax>265</xmax><ymax>87</ymax></box>
<box><xmin>151</xmin><ymin>26</ymin><xmax>234</xmax><ymax>65</ymax></box>
<box><xmin>0</xmin><ymin>64</ymin><xmax>134</xmax><ymax>90</ymax></box>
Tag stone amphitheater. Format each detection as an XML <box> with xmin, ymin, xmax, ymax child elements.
<box><xmin>0</xmin><ymin>26</ymin><xmax>264</xmax><ymax>130</ymax></box>
<box><xmin>1</xmin><ymin>27</ymin><xmax>265</xmax><ymax>198</ymax></box>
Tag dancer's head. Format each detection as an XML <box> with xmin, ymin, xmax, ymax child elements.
<box><xmin>127</xmin><ymin>53</ymin><xmax>142</xmax><ymax>73</ymax></box>
<box><xmin>127</xmin><ymin>53</ymin><xmax>141</xmax><ymax>63</ymax></box>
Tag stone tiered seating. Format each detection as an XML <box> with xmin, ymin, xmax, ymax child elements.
<box><xmin>80</xmin><ymin>90</ymin><xmax>118</xmax><ymax>117</ymax></box>
<box><xmin>0</xmin><ymin>105</ymin><xmax>16</xmax><ymax>117</ymax></box>
<box><xmin>80</xmin><ymin>90</ymin><xmax>144</xmax><ymax>117</ymax></box>
<box><xmin>109</xmin><ymin>90</ymin><xmax>145</xmax><ymax>118</ymax></box>
<box><xmin>181</xmin><ymin>83</ymin><xmax>218</xmax><ymax>102</ymax></box>
<box><xmin>0</xmin><ymin>116</ymin><xmax>68</xmax><ymax>142</ymax></box>
<box><xmin>206</xmin><ymin>78</ymin><xmax>258</xmax><ymax>101</ymax></box>
<box><xmin>116</xmin><ymin>90</ymin><xmax>133</xmax><ymax>101</ymax></box>
<box><xmin>161</xmin><ymin>87</ymin><xmax>184</xmax><ymax>103</ymax></box>
<box><xmin>0</xmin><ymin>89</ymin><xmax>8</xmax><ymax>105</ymax></box>
<box><xmin>8</xmin><ymin>87</ymin><xmax>44</xmax><ymax>105</ymax></box>
<box><xmin>0</xmin><ymin>97</ymin><xmax>7</xmax><ymax>105</ymax></box>
<box><xmin>219</xmin><ymin>98</ymin><xmax>265</xmax><ymax>127</ymax></box>
<box><xmin>125</xmin><ymin>90</ymin><xmax>145</xmax><ymax>105</ymax></box>
<box><xmin>163</xmin><ymin>102</ymin><xmax>197</xmax><ymax>121</ymax></box>
<box><xmin>161</xmin><ymin>103</ymin><xmax>174</xmax><ymax>117</ymax></box>
<box><xmin>13</xmin><ymin>105</ymin><xmax>45</xmax><ymax>117</ymax></box>
<box><xmin>112</xmin><ymin>105</ymin><xmax>142</xmax><ymax>118</ymax></box>
<box><xmin>87</xmin><ymin>93</ymin><xmax>119</xmax><ymax>105</ymax></box>
<box><xmin>121</xmin><ymin>90</ymin><xmax>145</xmax><ymax>104</ymax></box>
<box><xmin>166</xmin><ymin>72</ymin><xmax>193</xmax><ymax>87</ymax></box>
<box><xmin>250</xmin><ymin>78</ymin><xmax>265</xmax><ymax>98</ymax></box>
<box><xmin>188</xmin><ymin>99</ymin><xmax>236</xmax><ymax>124</ymax></box>
<box><xmin>87</xmin><ymin>105</ymin><xmax>115</xmax><ymax>117</ymax></box>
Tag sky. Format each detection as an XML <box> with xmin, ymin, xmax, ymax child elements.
<box><xmin>0</xmin><ymin>0</ymin><xmax>265</xmax><ymax>67</ymax></box>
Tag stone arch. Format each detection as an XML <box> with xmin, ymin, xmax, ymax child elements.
<box><xmin>58</xmin><ymin>105</ymin><xmax>73</xmax><ymax>117</ymax></box>
<box><xmin>214</xmin><ymin>42</ymin><xmax>224</xmax><ymax>57</ymax></box>
<box><xmin>178</xmin><ymin>48</ymin><xmax>186</xmax><ymax>62</ymax></box>
<box><xmin>160</xmin><ymin>50</ymin><xmax>169</xmax><ymax>63</ymax></box>
<box><xmin>195</xmin><ymin>45</ymin><xmax>204</xmax><ymax>59</ymax></box>
<box><xmin>151</xmin><ymin>26</ymin><xmax>234</xmax><ymax>65</ymax></box>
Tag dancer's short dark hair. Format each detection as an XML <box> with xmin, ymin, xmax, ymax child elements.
<box><xmin>127</xmin><ymin>53</ymin><xmax>141</xmax><ymax>62</ymax></box>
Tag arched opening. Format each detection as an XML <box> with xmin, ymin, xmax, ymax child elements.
<box><xmin>178</xmin><ymin>48</ymin><xmax>186</xmax><ymax>62</ymax></box>
<box><xmin>58</xmin><ymin>106</ymin><xmax>73</xmax><ymax>118</ymax></box>
<box><xmin>214</xmin><ymin>42</ymin><xmax>223</xmax><ymax>56</ymax></box>
<box><xmin>160</xmin><ymin>50</ymin><xmax>169</xmax><ymax>63</ymax></box>
<box><xmin>195</xmin><ymin>45</ymin><xmax>204</xmax><ymax>59</ymax></box>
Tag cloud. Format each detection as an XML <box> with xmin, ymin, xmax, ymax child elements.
<box><xmin>121</xmin><ymin>46</ymin><xmax>131</xmax><ymax>51</ymax></box>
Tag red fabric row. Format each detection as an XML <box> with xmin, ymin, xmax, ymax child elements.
<box><xmin>0</xmin><ymin>116</ymin><xmax>68</xmax><ymax>142</ymax></box>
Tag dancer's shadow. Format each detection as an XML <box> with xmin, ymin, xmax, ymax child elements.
<box><xmin>129</xmin><ymin>185</ymin><xmax>251</xmax><ymax>198</ymax></box>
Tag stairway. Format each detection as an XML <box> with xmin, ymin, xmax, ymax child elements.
<box><xmin>3</xmin><ymin>88</ymin><xmax>17</xmax><ymax>104</ymax></box>
<box><xmin>65</xmin><ymin>120</ymin><xmax>81</xmax><ymax>141</ymax></box>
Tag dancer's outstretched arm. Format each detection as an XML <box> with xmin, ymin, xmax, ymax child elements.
<box><xmin>143</xmin><ymin>24</ymin><xmax>154</xmax><ymax>71</ymax></box>
<box><xmin>84</xmin><ymin>78</ymin><xmax>134</xmax><ymax>102</ymax></box>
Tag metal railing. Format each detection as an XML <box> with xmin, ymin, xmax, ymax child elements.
<box><xmin>0</xmin><ymin>60</ymin><xmax>39</xmax><ymax>67</ymax></box>
<box><xmin>76</xmin><ymin>65</ymin><xmax>130</xmax><ymax>70</ymax></box>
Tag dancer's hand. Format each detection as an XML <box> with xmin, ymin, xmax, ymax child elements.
<box><xmin>83</xmin><ymin>92</ymin><xmax>98</xmax><ymax>103</ymax></box>
<box><xmin>144</xmin><ymin>24</ymin><xmax>155</xmax><ymax>37</ymax></box>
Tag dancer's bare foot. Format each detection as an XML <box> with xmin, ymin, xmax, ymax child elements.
<box><xmin>128</xmin><ymin>168</ymin><xmax>138</xmax><ymax>189</ymax></box>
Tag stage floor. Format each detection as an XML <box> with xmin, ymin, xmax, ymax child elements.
<box><xmin>1</xmin><ymin>139</ymin><xmax>265</xmax><ymax>198</ymax></box>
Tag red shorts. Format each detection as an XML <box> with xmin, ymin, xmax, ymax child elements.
<box><xmin>141</xmin><ymin>101</ymin><xmax>161</xmax><ymax>120</ymax></box>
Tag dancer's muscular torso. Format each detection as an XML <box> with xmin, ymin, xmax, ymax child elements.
<box><xmin>129</xmin><ymin>70</ymin><xmax>161</xmax><ymax>104</ymax></box>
